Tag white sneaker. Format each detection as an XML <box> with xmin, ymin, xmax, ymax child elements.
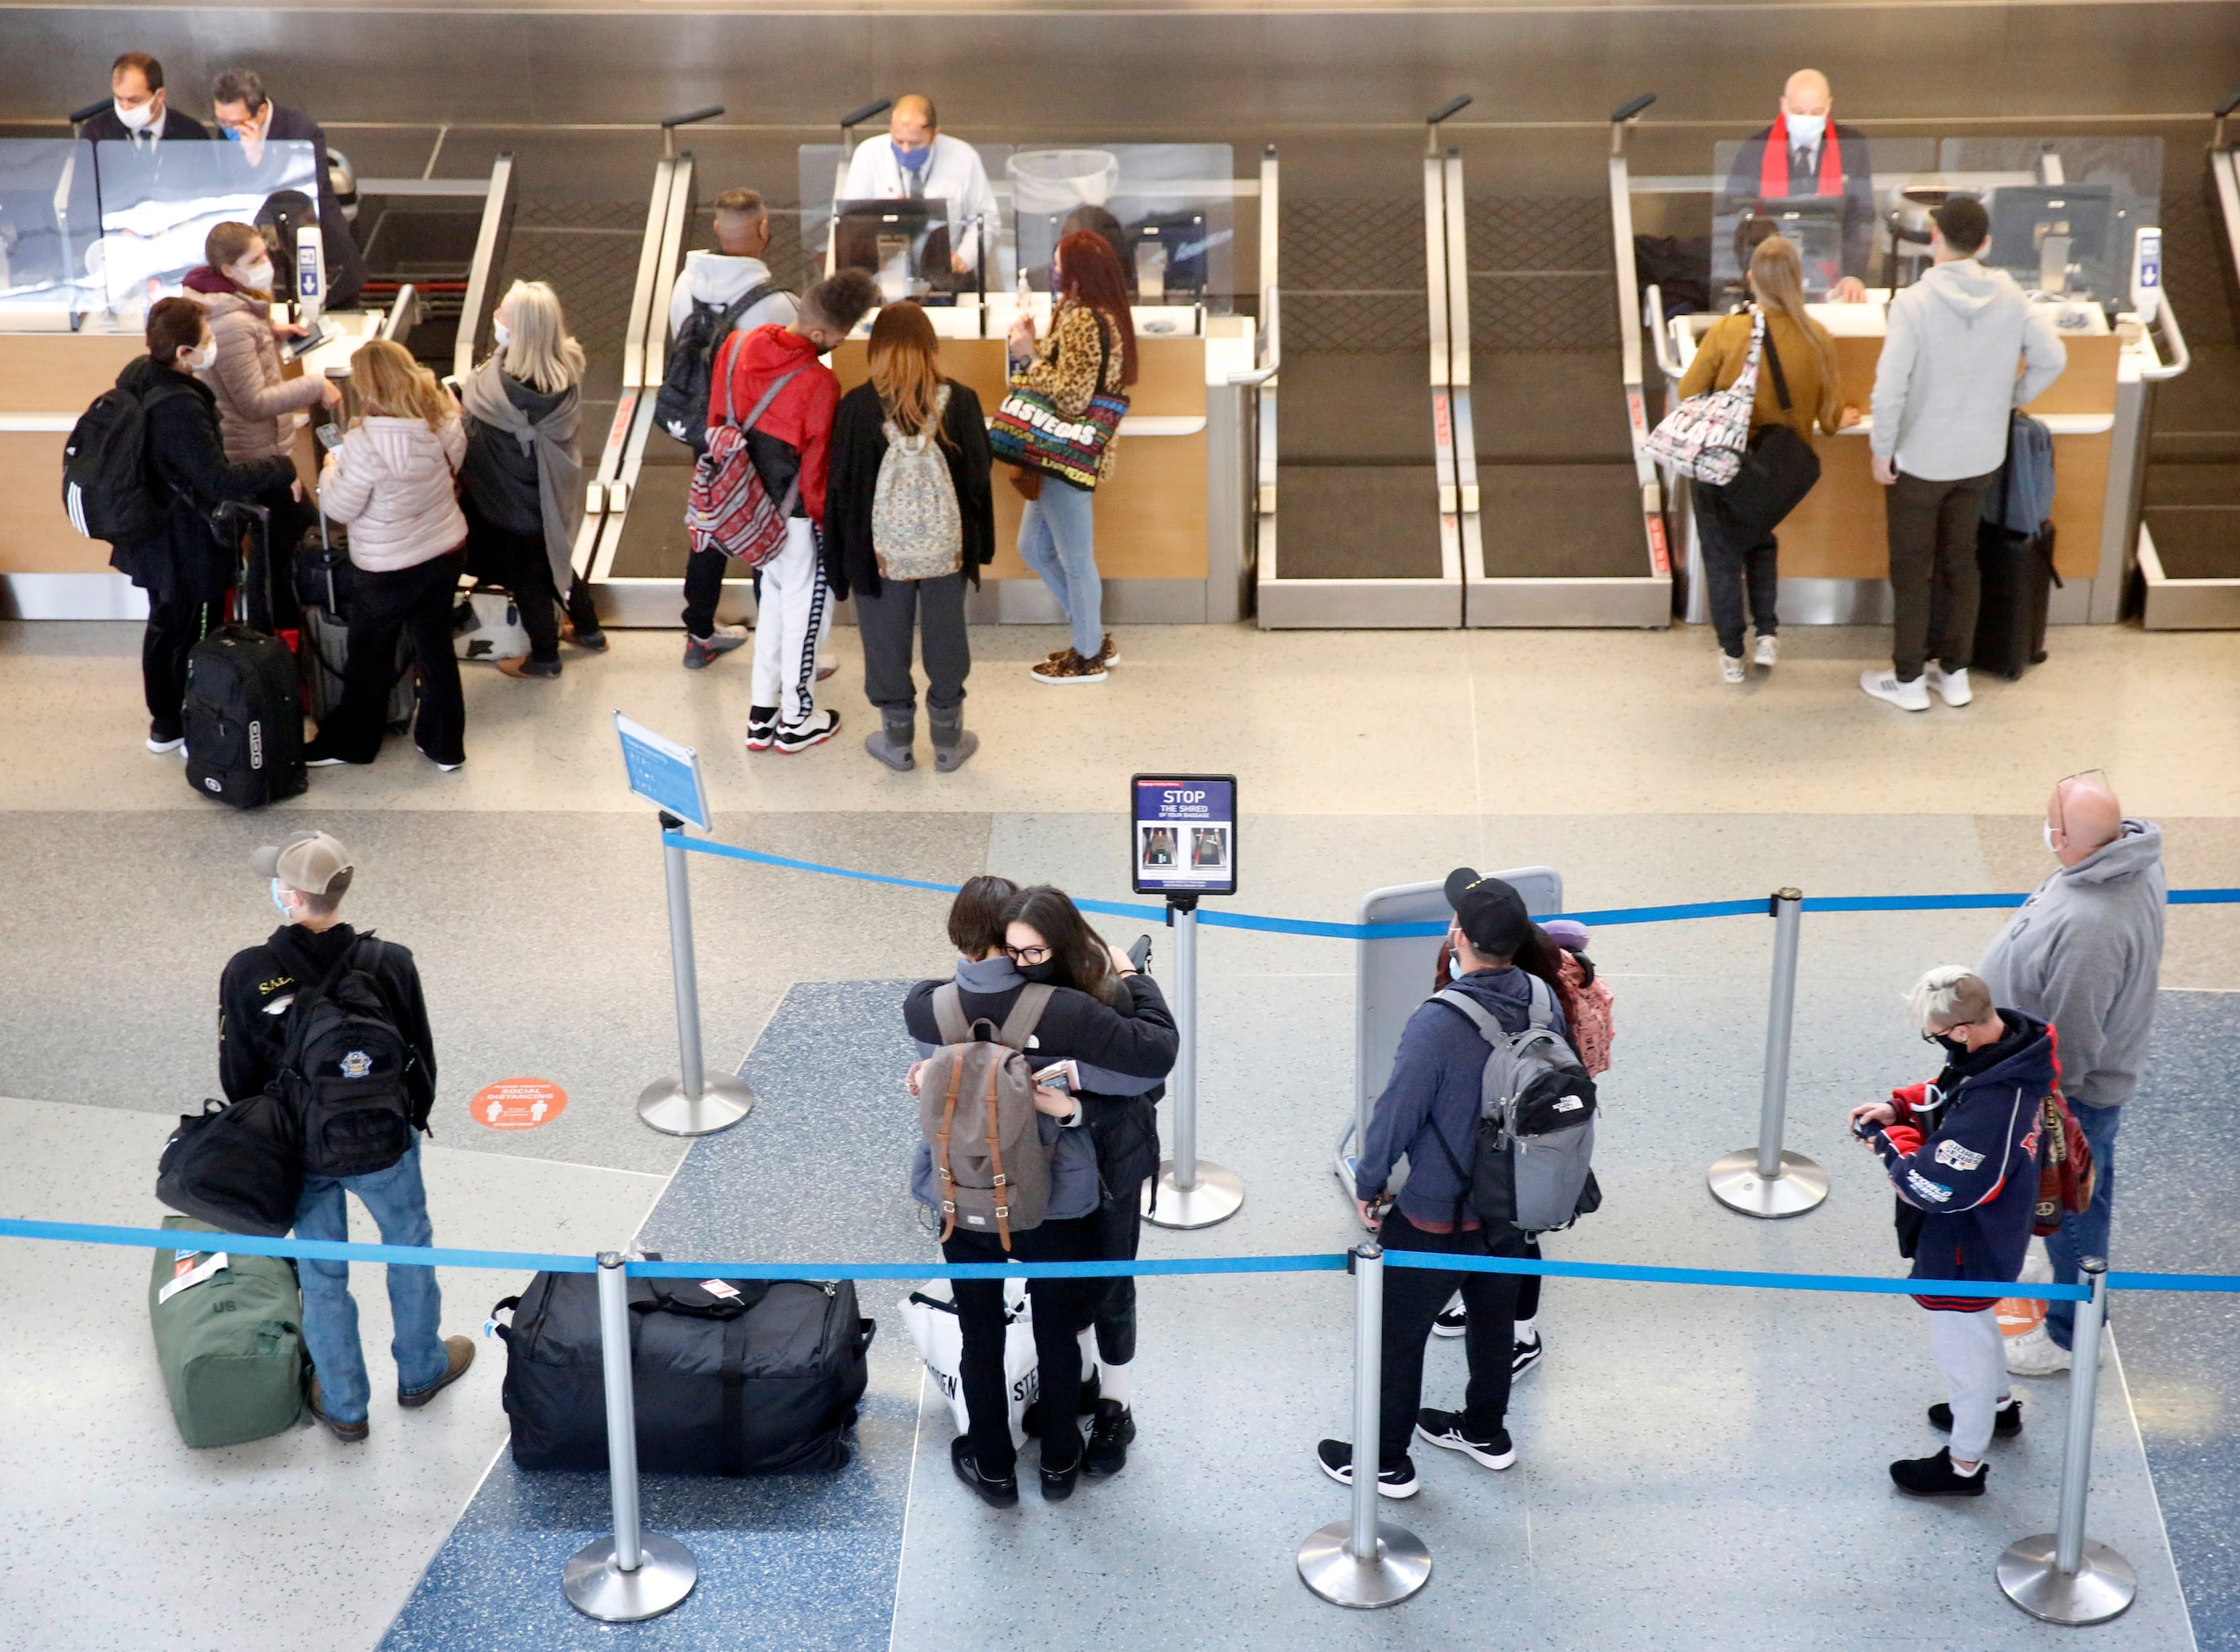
<box><xmin>1860</xmin><ymin>668</ymin><xmax>1931</xmax><ymax>712</ymax></box>
<box><xmin>1925</xmin><ymin>664</ymin><xmax>1973</xmax><ymax>707</ymax></box>
<box><xmin>2005</xmin><ymin>1331</ymin><xmax>2075</xmax><ymax>1378</ymax></box>
<box><xmin>1753</xmin><ymin>634</ymin><xmax>1779</xmax><ymax>669</ymax></box>
<box><xmin>1720</xmin><ymin>654</ymin><xmax>1746</xmax><ymax>684</ymax></box>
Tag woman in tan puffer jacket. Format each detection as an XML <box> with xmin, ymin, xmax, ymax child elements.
<box><xmin>304</xmin><ymin>340</ymin><xmax>472</xmax><ymax>771</ymax></box>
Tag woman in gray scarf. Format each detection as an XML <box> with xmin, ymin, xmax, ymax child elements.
<box><xmin>458</xmin><ymin>281</ymin><xmax>601</xmax><ymax>675</ymax></box>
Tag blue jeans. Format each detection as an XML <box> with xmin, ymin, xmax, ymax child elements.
<box><xmin>294</xmin><ymin>1135</ymin><xmax>447</xmax><ymax>1424</ymax></box>
<box><xmin>2046</xmin><ymin>1102</ymin><xmax>2120</xmax><ymax>1349</ymax></box>
<box><xmin>1016</xmin><ymin>477</ymin><xmax>1102</xmax><ymax>659</ymax></box>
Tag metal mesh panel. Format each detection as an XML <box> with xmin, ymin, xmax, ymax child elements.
<box><xmin>683</xmin><ymin>204</ymin><xmax>816</xmax><ymax>295</ymax></box>
<box><xmin>1285</xmin><ymin>197</ymin><xmax>1428</xmax><ymax>355</ymax></box>
<box><xmin>1466</xmin><ymin>196</ymin><xmax>1617</xmax><ymax>354</ymax></box>
<box><xmin>2164</xmin><ymin>175</ymin><xmax>2236</xmax><ymax>346</ymax></box>
<box><xmin>1469</xmin><ymin>274</ymin><xmax>1616</xmax><ymax>352</ymax></box>
<box><xmin>495</xmin><ymin>201</ymin><xmax>649</xmax><ymax>406</ymax></box>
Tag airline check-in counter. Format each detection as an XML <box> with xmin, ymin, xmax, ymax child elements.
<box><xmin>0</xmin><ymin>137</ymin><xmax>509</xmax><ymax>618</ymax></box>
<box><xmin>1640</xmin><ymin>135</ymin><xmax>2186</xmax><ymax>625</ymax></box>
<box><xmin>587</xmin><ymin>138</ymin><xmax>1268</xmax><ymax>626</ymax></box>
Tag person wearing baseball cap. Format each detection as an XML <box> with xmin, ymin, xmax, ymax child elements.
<box><xmin>1316</xmin><ymin>869</ymin><xmax>1570</xmax><ymax>1500</ymax></box>
<box><xmin>219</xmin><ymin>830</ymin><xmax>472</xmax><ymax>1442</ymax></box>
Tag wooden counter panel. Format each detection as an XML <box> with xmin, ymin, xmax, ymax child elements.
<box><xmin>0</xmin><ymin>432</ymin><xmax>112</xmax><ymax>574</ymax></box>
<box><xmin>1826</xmin><ymin>331</ymin><xmax>2116</xmax><ymax>417</ymax></box>
<box><xmin>0</xmin><ymin>334</ymin><xmax>143</xmax><ymax>413</ymax></box>
<box><xmin>831</xmin><ymin>335</ymin><xmax>1204</xmax><ymax>417</ymax></box>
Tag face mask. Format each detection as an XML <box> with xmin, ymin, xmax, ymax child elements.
<box><xmin>1018</xmin><ymin>959</ymin><xmax>1063</xmax><ymax>985</ymax></box>
<box><xmin>188</xmin><ymin>340</ymin><xmax>216</xmax><ymax>372</ymax></box>
<box><xmin>270</xmin><ymin>879</ymin><xmax>292</xmax><ymax>918</ymax></box>
<box><xmin>221</xmin><ymin>125</ymin><xmax>242</xmax><ymax>143</ymax></box>
<box><xmin>896</xmin><ymin>141</ymin><xmax>933</xmax><ymax>172</ymax></box>
<box><xmin>235</xmin><ymin>259</ymin><xmax>274</xmax><ymax>292</ymax></box>
<box><xmin>114</xmin><ymin>99</ymin><xmax>156</xmax><ymax>133</ymax></box>
<box><xmin>493</xmin><ymin>318</ymin><xmax>511</xmax><ymax>348</ymax></box>
<box><xmin>1936</xmin><ymin>1033</ymin><xmax>1968</xmax><ymax>1057</ymax></box>
<box><xmin>1783</xmin><ymin>111</ymin><xmax>1826</xmax><ymax>149</ymax></box>
<box><xmin>2043</xmin><ymin>820</ymin><xmax>2059</xmax><ymax>852</ymax></box>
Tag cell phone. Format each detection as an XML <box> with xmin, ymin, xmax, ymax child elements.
<box><xmin>314</xmin><ymin>423</ymin><xmax>344</xmax><ymax>451</ymax></box>
<box><xmin>1128</xmin><ymin>935</ymin><xmax>1153</xmax><ymax>975</ymax></box>
<box><xmin>282</xmin><ymin>323</ymin><xmax>326</xmax><ymax>362</ymax></box>
<box><xmin>1032</xmin><ymin>1060</ymin><xmax>1079</xmax><ymax>1094</ymax></box>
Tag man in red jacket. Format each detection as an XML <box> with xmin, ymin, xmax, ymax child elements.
<box><xmin>708</xmin><ymin>270</ymin><xmax>879</xmax><ymax>752</ymax></box>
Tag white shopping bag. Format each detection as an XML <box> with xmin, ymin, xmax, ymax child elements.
<box><xmin>900</xmin><ymin>1278</ymin><xmax>1036</xmax><ymax>1446</ymax></box>
<box><xmin>452</xmin><ymin>585</ymin><xmax>530</xmax><ymax>662</ymax></box>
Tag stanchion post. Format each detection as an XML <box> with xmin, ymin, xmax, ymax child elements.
<box><xmin>1298</xmin><ymin>1243</ymin><xmax>1431</xmax><ymax>1607</ymax></box>
<box><xmin>1144</xmin><ymin>894</ymin><xmax>1245</xmax><ymax>1229</ymax></box>
<box><xmin>1998</xmin><ymin>1260</ymin><xmax>2137</xmax><ymax>1624</ymax></box>
<box><xmin>1708</xmin><ymin>888</ymin><xmax>1827</xmax><ymax>1217</ymax></box>
<box><xmin>638</xmin><ymin>812</ymin><xmax>755</xmax><ymax>1137</ymax></box>
<box><xmin>563</xmin><ymin>1254</ymin><xmax>697</xmax><ymax>1621</ymax></box>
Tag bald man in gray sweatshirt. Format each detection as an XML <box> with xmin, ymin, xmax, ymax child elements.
<box><xmin>1980</xmin><ymin>774</ymin><xmax>2164</xmax><ymax>1371</ymax></box>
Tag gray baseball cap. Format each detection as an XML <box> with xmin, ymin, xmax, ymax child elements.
<box><xmin>251</xmin><ymin>830</ymin><xmax>353</xmax><ymax>895</ymax></box>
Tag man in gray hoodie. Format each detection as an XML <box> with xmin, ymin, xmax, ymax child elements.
<box><xmin>1862</xmin><ymin>196</ymin><xmax>2068</xmax><ymax>713</ymax></box>
<box><xmin>1979</xmin><ymin>773</ymin><xmax>2164</xmax><ymax>1371</ymax></box>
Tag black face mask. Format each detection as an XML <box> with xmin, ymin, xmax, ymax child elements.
<box><xmin>1019</xmin><ymin>960</ymin><xmax>1064</xmax><ymax>985</ymax></box>
<box><xmin>1936</xmin><ymin>1034</ymin><xmax>1969</xmax><ymax>1058</ymax></box>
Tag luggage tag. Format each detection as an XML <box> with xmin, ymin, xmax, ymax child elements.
<box><xmin>699</xmin><ymin>1280</ymin><xmax>743</xmax><ymax>1300</ymax></box>
<box><xmin>158</xmin><ymin>1250</ymin><xmax>230</xmax><ymax>1305</ymax></box>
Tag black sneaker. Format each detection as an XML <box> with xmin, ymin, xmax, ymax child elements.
<box><xmin>1083</xmin><ymin>1399</ymin><xmax>1135</xmax><ymax>1479</ymax></box>
<box><xmin>950</xmin><ymin>1436</ymin><xmax>1018</xmax><ymax>1509</ymax></box>
<box><xmin>1890</xmin><ymin>1448</ymin><xmax>1987</xmax><ymax>1498</ymax></box>
<box><xmin>1315</xmin><ymin>1439</ymin><xmax>1418</xmax><ymax>1499</ymax></box>
<box><xmin>1432</xmin><ymin>1297</ymin><xmax>1467</xmax><ymax>1339</ymax></box>
<box><xmin>1416</xmin><ymin>1408</ymin><xmax>1517</xmax><ymax>1470</ymax></box>
<box><xmin>1512</xmin><ymin>1330</ymin><xmax>1545</xmax><ymax>1378</ymax></box>
<box><xmin>744</xmin><ymin>707</ymin><xmax>780</xmax><ymax>752</ymax></box>
<box><xmin>1929</xmin><ymin>1399</ymin><xmax>2022</xmax><ymax>1438</ymax></box>
<box><xmin>1040</xmin><ymin>1440</ymin><xmax>1084</xmax><ymax>1502</ymax></box>
<box><xmin>773</xmin><ymin>710</ymin><xmax>840</xmax><ymax>754</ymax></box>
<box><xmin>1022</xmin><ymin>1370</ymin><xmax>1100</xmax><ymax>1438</ymax></box>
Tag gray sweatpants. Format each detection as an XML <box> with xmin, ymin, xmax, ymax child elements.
<box><xmin>1930</xmin><ymin>1306</ymin><xmax>2010</xmax><ymax>1462</ymax></box>
<box><xmin>853</xmin><ymin>571</ymin><xmax>970</xmax><ymax>714</ymax></box>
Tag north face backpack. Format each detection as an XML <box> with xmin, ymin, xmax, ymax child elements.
<box><xmin>62</xmin><ymin>372</ymin><xmax>183</xmax><ymax>544</ymax></box>
<box><xmin>916</xmin><ymin>983</ymin><xmax>1056</xmax><ymax>1252</ymax></box>
<box><xmin>1432</xmin><ymin>978</ymin><xmax>1602</xmax><ymax>1234</ymax></box>
<box><xmin>871</xmin><ymin>385</ymin><xmax>963</xmax><ymax>582</ymax></box>
<box><xmin>655</xmin><ymin>280</ymin><xmax>785</xmax><ymax>453</ymax></box>
<box><xmin>278</xmin><ymin>937</ymin><xmax>420</xmax><ymax>1179</ymax></box>
<box><xmin>685</xmin><ymin>361</ymin><xmax>803</xmax><ymax>567</ymax></box>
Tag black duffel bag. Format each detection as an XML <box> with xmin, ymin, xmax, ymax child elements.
<box><xmin>156</xmin><ymin>1093</ymin><xmax>304</xmax><ymax>1237</ymax></box>
<box><xmin>1712</xmin><ymin>326</ymin><xmax>1821</xmax><ymax>541</ymax></box>
<box><xmin>493</xmin><ymin>1268</ymin><xmax>875</xmax><ymax>1475</ymax></box>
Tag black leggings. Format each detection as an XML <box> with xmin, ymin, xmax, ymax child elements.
<box><xmin>945</xmin><ymin>1218</ymin><xmax>1089</xmax><ymax>1480</ymax></box>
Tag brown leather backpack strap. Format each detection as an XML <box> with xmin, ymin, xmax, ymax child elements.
<box><xmin>932</xmin><ymin>982</ymin><xmax>973</xmax><ymax>1046</ymax></box>
<box><xmin>985</xmin><ymin>1063</ymin><xmax>1013</xmax><ymax>1253</ymax></box>
<box><xmin>994</xmin><ymin>982</ymin><xmax>1057</xmax><ymax>1050</ymax></box>
<box><xmin>935</xmin><ymin>1063</ymin><xmax>963</xmax><ymax>1245</ymax></box>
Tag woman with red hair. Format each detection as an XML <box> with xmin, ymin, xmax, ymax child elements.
<box><xmin>1006</xmin><ymin>230</ymin><xmax>1138</xmax><ymax>685</ymax></box>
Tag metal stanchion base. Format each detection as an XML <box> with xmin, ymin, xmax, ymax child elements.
<box><xmin>1296</xmin><ymin>1519</ymin><xmax>1432</xmax><ymax>1607</ymax></box>
<box><xmin>638</xmin><ymin>1074</ymin><xmax>755</xmax><ymax>1137</ymax></box>
<box><xmin>1142</xmin><ymin>1159</ymin><xmax>1245</xmax><ymax>1229</ymax></box>
<box><xmin>563</xmin><ymin>1533</ymin><xmax>698</xmax><ymax>1621</ymax></box>
<box><xmin>1707</xmin><ymin>1149</ymin><xmax>1828</xmax><ymax>1218</ymax></box>
<box><xmin>1997</xmin><ymin>1536</ymin><xmax>2138</xmax><ymax>1625</ymax></box>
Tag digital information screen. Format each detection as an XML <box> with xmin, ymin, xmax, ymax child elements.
<box><xmin>1131</xmin><ymin>774</ymin><xmax>1237</xmax><ymax>896</ymax></box>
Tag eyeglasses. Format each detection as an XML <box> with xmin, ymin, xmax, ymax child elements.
<box><xmin>1005</xmin><ymin>943</ymin><xmax>1052</xmax><ymax>966</ymax></box>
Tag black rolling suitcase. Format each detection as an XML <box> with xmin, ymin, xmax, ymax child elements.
<box><xmin>184</xmin><ymin>504</ymin><xmax>307</xmax><ymax>808</ymax></box>
<box><xmin>493</xmin><ymin>1268</ymin><xmax>875</xmax><ymax>1475</ymax></box>
<box><xmin>296</xmin><ymin>511</ymin><xmax>417</xmax><ymax>731</ymax></box>
<box><xmin>1973</xmin><ymin>460</ymin><xmax>2060</xmax><ymax>682</ymax></box>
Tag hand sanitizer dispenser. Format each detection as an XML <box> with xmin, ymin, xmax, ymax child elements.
<box><xmin>2131</xmin><ymin>226</ymin><xmax>2162</xmax><ymax>326</ymax></box>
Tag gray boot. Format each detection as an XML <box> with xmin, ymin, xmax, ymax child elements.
<box><xmin>864</xmin><ymin>706</ymin><xmax>915</xmax><ymax>771</ymax></box>
<box><xmin>928</xmin><ymin>703</ymin><xmax>978</xmax><ymax>772</ymax></box>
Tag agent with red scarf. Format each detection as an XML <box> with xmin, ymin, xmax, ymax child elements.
<box><xmin>1722</xmin><ymin>69</ymin><xmax>1877</xmax><ymax>301</ymax></box>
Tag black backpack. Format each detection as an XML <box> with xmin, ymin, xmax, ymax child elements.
<box><xmin>278</xmin><ymin>937</ymin><xmax>421</xmax><ymax>1179</ymax></box>
<box><xmin>654</xmin><ymin>280</ymin><xmax>785</xmax><ymax>453</ymax></box>
<box><xmin>61</xmin><ymin>371</ymin><xmax>187</xmax><ymax>545</ymax></box>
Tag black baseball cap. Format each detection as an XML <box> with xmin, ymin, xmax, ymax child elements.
<box><xmin>1443</xmin><ymin>867</ymin><xmax>1533</xmax><ymax>958</ymax></box>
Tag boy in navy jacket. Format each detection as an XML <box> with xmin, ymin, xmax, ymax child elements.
<box><xmin>1851</xmin><ymin>967</ymin><xmax>2050</xmax><ymax>1496</ymax></box>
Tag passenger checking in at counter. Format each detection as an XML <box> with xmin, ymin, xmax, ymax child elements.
<box><xmin>840</xmin><ymin>95</ymin><xmax>998</xmax><ymax>274</ymax></box>
<box><xmin>1723</xmin><ymin>69</ymin><xmax>1875</xmax><ymax>303</ymax></box>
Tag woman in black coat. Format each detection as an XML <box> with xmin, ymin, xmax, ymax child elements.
<box><xmin>822</xmin><ymin>301</ymin><xmax>993</xmax><ymax>773</ymax></box>
<box><xmin>111</xmin><ymin>296</ymin><xmax>300</xmax><ymax>752</ymax></box>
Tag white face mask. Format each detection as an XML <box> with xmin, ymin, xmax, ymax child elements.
<box><xmin>270</xmin><ymin>879</ymin><xmax>292</xmax><ymax>917</ymax></box>
<box><xmin>1784</xmin><ymin>110</ymin><xmax>1826</xmax><ymax>149</ymax></box>
<box><xmin>493</xmin><ymin>318</ymin><xmax>511</xmax><ymax>348</ymax></box>
<box><xmin>188</xmin><ymin>340</ymin><xmax>216</xmax><ymax>372</ymax></box>
<box><xmin>235</xmin><ymin>259</ymin><xmax>274</xmax><ymax>292</ymax></box>
<box><xmin>113</xmin><ymin>98</ymin><xmax>156</xmax><ymax>133</ymax></box>
<box><xmin>2043</xmin><ymin>820</ymin><xmax>2060</xmax><ymax>853</ymax></box>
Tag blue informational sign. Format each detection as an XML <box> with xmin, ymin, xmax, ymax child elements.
<box><xmin>1131</xmin><ymin>773</ymin><xmax>1237</xmax><ymax>896</ymax></box>
<box><xmin>614</xmin><ymin>712</ymin><xmax>711</xmax><ymax>830</ymax></box>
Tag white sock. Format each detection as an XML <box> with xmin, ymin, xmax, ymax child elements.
<box><xmin>1078</xmin><ymin>1328</ymin><xmax>1097</xmax><ymax>1380</ymax></box>
<box><xmin>1951</xmin><ymin>1457</ymin><xmax>1984</xmax><ymax>1476</ymax></box>
<box><xmin>1100</xmin><ymin>1359</ymin><xmax>1131</xmax><ymax>1408</ymax></box>
<box><xmin>1995</xmin><ymin>1394</ymin><xmax>2017</xmax><ymax>1411</ymax></box>
<box><xmin>1516</xmin><ymin>1319</ymin><xmax>1539</xmax><ymax>1344</ymax></box>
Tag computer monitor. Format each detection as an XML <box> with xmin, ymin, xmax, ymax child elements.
<box><xmin>1731</xmin><ymin>195</ymin><xmax>1845</xmax><ymax>297</ymax></box>
<box><xmin>1131</xmin><ymin>210</ymin><xmax>1209</xmax><ymax>303</ymax></box>
<box><xmin>831</xmin><ymin>198</ymin><xmax>951</xmax><ymax>302</ymax></box>
<box><xmin>1987</xmin><ymin>184</ymin><xmax>2113</xmax><ymax>296</ymax></box>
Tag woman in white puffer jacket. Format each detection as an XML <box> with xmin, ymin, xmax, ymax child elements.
<box><xmin>305</xmin><ymin>339</ymin><xmax>472</xmax><ymax>771</ymax></box>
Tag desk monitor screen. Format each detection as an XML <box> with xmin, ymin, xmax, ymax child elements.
<box><xmin>1987</xmin><ymin>184</ymin><xmax>2113</xmax><ymax>295</ymax></box>
<box><xmin>1732</xmin><ymin>195</ymin><xmax>1844</xmax><ymax>296</ymax></box>
<box><xmin>832</xmin><ymin>198</ymin><xmax>951</xmax><ymax>301</ymax></box>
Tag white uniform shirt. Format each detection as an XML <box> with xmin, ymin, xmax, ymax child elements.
<box><xmin>839</xmin><ymin>134</ymin><xmax>998</xmax><ymax>269</ymax></box>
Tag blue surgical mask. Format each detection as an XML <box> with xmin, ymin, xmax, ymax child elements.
<box><xmin>270</xmin><ymin>878</ymin><xmax>291</xmax><ymax>917</ymax></box>
<box><xmin>896</xmin><ymin>141</ymin><xmax>932</xmax><ymax>173</ymax></box>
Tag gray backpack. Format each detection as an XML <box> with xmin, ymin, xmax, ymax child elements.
<box><xmin>1431</xmin><ymin>978</ymin><xmax>1601</xmax><ymax>1234</ymax></box>
<box><xmin>871</xmin><ymin>383</ymin><xmax>963</xmax><ymax>582</ymax></box>
<box><xmin>918</xmin><ymin>982</ymin><xmax>1056</xmax><ymax>1251</ymax></box>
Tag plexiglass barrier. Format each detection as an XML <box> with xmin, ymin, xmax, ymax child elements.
<box><xmin>798</xmin><ymin>140</ymin><xmax>1237</xmax><ymax>311</ymax></box>
<box><xmin>0</xmin><ymin>137</ymin><xmax>317</xmax><ymax>325</ymax></box>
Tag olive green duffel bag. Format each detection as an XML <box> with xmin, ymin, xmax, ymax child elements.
<box><xmin>148</xmin><ymin>1215</ymin><xmax>306</xmax><ymax>1447</ymax></box>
